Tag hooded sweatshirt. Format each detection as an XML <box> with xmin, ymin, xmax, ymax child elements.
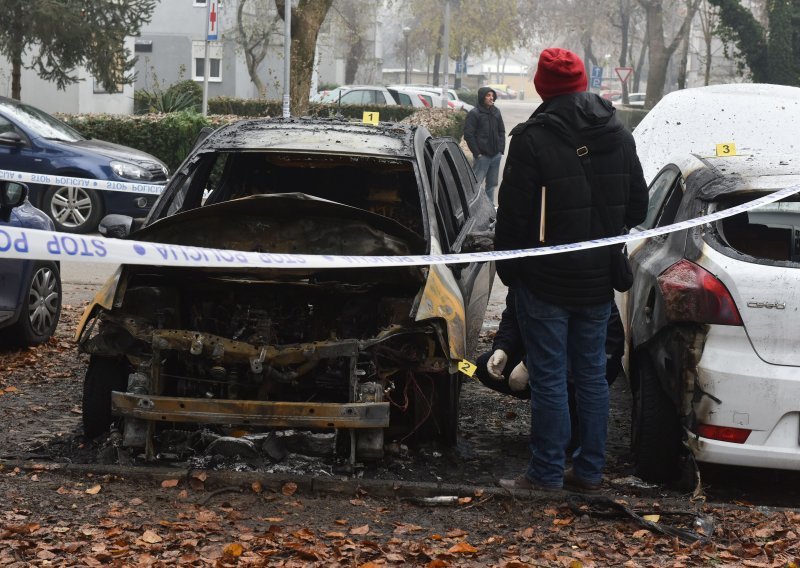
<box><xmin>494</xmin><ymin>91</ymin><xmax>648</xmax><ymax>305</ymax></box>
<box><xmin>464</xmin><ymin>87</ymin><xmax>506</xmax><ymax>157</ymax></box>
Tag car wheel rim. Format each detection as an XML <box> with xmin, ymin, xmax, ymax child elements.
<box><xmin>50</xmin><ymin>186</ymin><xmax>92</xmax><ymax>228</ymax></box>
<box><xmin>28</xmin><ymin>266</ymin><xmax>59</xmax><ymax>336</ymax></box>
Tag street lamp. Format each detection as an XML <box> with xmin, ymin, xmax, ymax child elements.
<box><xmin>403</xmin><ymin>26</ymin><xmax>411</xmax><ymax>84</ymax></box>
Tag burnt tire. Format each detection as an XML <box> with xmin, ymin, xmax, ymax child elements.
<box><xmin>435</xmin><ymin>373</ymin><xmax>462</xmax><ymax>446</ymax></box>
<box><xmin>43</xmin><ymin>184</ymin><xmax>103</xmax><ymax>234</ymax></box>
<box><xmin>5</xmin><ymin>262</ymin><xmax>61</xmax><ymax>346</ymax></box>
<box><xmin>82</xmin><ymin>355</ymin><xmax>131</xmax><ymax>439</ymax></box>
<box><xmin>631</xmin><ymin>354</ymin><xmax>682</xmax><ymax>482</ymax></box>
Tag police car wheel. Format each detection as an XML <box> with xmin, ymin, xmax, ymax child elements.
<box><xmin>44</xmin><ymin>184</ymin><xmax>103</xmax><ymax>234</ymax></box>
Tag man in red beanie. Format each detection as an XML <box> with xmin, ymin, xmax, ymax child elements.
<box><xmin>493</xmin><ymin>47</ymin><xmax>648</xmax><ymax>493</ymax></box>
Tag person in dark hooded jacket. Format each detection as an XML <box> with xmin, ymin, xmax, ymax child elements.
<box><xmin>464</xmin><ymin>86</ymin><xmax>506</xmax><ymax>203</ymax></box>
<box><xmin>494</xmin><ymin>48</ymin><xmax>648</xmax><ymax>493</ymax></box>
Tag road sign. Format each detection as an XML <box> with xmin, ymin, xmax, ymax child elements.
<box><xmin>615</xmin><ymin>67</ymin><xmax>633</xmax><ymax>84</ymax></box>
<box><xmin>590</xmin><ymin>66</ymin><xmax>603</xmax><ymax>90</ymax></box>
<box><xmin>207</xmin><ymin>1</ymin><xmax>219</xmax><ymax>41</ymax></box>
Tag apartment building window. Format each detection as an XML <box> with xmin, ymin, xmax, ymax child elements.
<box><xmin>192</xmin><ymin>41</ymin><xmax>222</xmax><ymax>82</ymax></box>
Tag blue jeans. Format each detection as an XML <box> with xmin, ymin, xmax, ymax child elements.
<box><xmin>514</xmin><ymin>287</ymin><xmax>612</xmax><ymax>488</ymax></box>
<box><xmin>472</xmin><ymin>153</ymin><xmax>502</xmax><ymax>204</ymax></box>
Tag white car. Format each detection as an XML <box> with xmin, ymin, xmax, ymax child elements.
<box><xmin>624</xmin><ymin>83</ymin><xmax>800</xmax><ymax>482</ymax></box>
<box><xmin>313</xmin><ymin>85</ymin><xmax>399</xmax><ymax>106</ymax></box>
<box><xmin>388</xmin><ymin>85</ymin><xmax>472</xmax><ymax>111</ymax></box>
<box><xmin>625</xmin><ymin>152</ymin><xmax>800</xmax><ymax>481</ymax></box>
<box><xmin>611</xmin><ymin>92</ymin><xmax>646</xmax><ymax>107</ymax></box>
<box><xmin>633</xmin><ymin>83</ymin><xmax>800</xmax><ymax>183</ymax></box>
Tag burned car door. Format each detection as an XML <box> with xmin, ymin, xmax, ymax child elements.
<box><xmin>627</xmin><ymin>165</ymin><xmax>687</xmax><ymax>350</ymax></box>
<box><xmin>425</xmin><ymin>138</ymin><xmax>495</xmax><ymax>359</ymax></box>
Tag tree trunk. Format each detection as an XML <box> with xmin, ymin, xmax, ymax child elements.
<box><xmin>640</xmin><ymin>0</ymin><xmax>700</xmax><ymax>107</ymax></box>
<box><xmin>344</xmin><ymin>38</ymin><xmax>364</xmax><ymax>84</ymax></box>
<box><xmin>275</xmin><ymin>0</ymin><xmax>333</xmax><ymax>116</ymax></box>
<box><xmin>432</xmin><ymin>53</ymin><xmax>441</xmax><ymax>86</ymax></box>
<box><xmin>11</xmin><ymin>50</ymin><xmax>22</xmax><ymax>101</ymax></box>
<box><xmin>677</xmin><ymin>13</ymin><xmax>691</xmax><ymax>89</ymax></box>
<box><xmin>633</xmin><ymin>17</ymin><xmax>649</xmax><ymax>92</ymax></box>
<box><xmin>617</xmin><ymin>0</ymin><xmax>631</xmax><ymax>102</ymax></box>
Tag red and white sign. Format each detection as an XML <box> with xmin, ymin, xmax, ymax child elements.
<box><xmin>615</xmin><ymin>67</ymin><xmax>633</xmax><ymax>84</ymax></box>
<box><xmin>207</xmin><ymin>1</ymin><xmax>219</xmax><ymax>41</ymax></box>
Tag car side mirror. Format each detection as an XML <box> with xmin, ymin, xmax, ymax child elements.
<box><xmin>0</xmin><ymin>181</ymin><xmax>28</xmax><ymax>222</ymax></box>
<box><xmin>461</xmin><ymin>230</ymin><xmax>495</xmax><ymax>253</ymax></box>
<box><xmin>99</xmin><ymin>214</ymin><xmax>134</xmax><ymax>238</ymax></box>
<box><xmin>0</xmin><ymin>131</ymin><xmax>23</xmax><ymax>146</ymax></box>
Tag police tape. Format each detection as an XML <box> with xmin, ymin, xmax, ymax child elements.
<box><xmin>0</xmin><ymin>169</ymin><xmax>165</xmax><ymax>196</ymax></box>
<box><xmin>0</xmin><ymin>183</ymin><xmax>799</xmax><ymax>269</ymax></box>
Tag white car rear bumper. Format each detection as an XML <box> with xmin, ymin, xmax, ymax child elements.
<box><xmin>690</xmin><ymin>325</ymin><xmax>800</xmax><ymax>470</ymax></box>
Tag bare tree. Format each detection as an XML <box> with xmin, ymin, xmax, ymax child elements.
<box><xmin>235</xmin><ymin>0</ymin><xmax>280</xmax><ymax>98</ymax></box>
<box><xmin>638</xmin><ymin>0</ymin><xmax>700</xmax><ymax>107</ymax></box>
<box><xmin>696</xmin><ymin>0</ymin><xmax>719</xmax><ymax>85</ymax></box>
<box><xmin>275</xmin><ymin>0</ymin><xmax>334</xmax><ymax>115</ymax></box>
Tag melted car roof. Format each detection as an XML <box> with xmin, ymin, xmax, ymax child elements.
<box><xmin>202</xmin><ymin>118</ymin><xmax>416</xmax><ymax>157</ymax></box>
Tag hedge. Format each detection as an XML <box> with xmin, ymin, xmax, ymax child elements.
<box><xmin>59</xmin><ymin>100</ymin><xmax>467</xmax><ymax>171</ymax></box>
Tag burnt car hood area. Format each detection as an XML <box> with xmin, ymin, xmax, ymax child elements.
<box><xmin>76</xmin><ymin>118</ymin><xmax>496</xmax><ymax>464</ymax></box>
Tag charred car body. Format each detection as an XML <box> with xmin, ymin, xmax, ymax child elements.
<box><xmin>623</xmin><ymin>153</ymin><xmax>800</xmax><ymax>481</ymax></box>
<box><xmin>76</xmin><ymin>118</ymin><xmax>495</xmax><ymax>461</ymax></box>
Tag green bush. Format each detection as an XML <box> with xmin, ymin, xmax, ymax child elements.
<box><xmin>135</xmin><ymin>80</ymin><xmax>202</xmax><ymax>115</ymax></box>
<box><xmin>59</xmin><ymin>111</ymin><xmax>237</xmax><ymax>171</ymax></box>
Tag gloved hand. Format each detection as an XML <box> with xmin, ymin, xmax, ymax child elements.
<box><xmin>509</xmin><ymin>361</ymin><xmax>529</xmax><ymax>391</ymax></box>
<box><xmin>486</xmin><ymin>349</ymin><xmax>508</xmax><ymax>379</ymax></box>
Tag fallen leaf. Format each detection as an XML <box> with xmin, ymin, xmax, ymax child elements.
<box><xmin>335</xmin><ymin>519</ymin><xmax>348</xmax><ymax>525</ymax></box>
<box><xmin>642</xmin><ymin>514</ymin><xmax>660</xmax><ymax>522</ymax></box>
<box><xmin>141</xmin><ymin>530</ymin><xmax>162</xmax><ymax>544</ymax></box>
<box><xmin>448</xmin><ymin>541</ymin><xmax>478</xmax><ymax>554</ymax></box>
<box><xmin>446</xmin><ymin>529</ymin><xmax>468</xmax><ymax>538</ymax></box>
<box><xmin>4</xmin><ymin>386</ymin><xmax>18</xmax><ymax>392</ymax></box>
<box><xmin>264</xmin><ymin>517</ymin><xmax>283</xmax><ymax>522</ymax></box>
<box><xmin>458</xmin><ymin>497</ymin><xmax>472</xmax><ymax>505</ymax></box>
<box><xmin>325</xmin><ymin>531</ymin><xmax>346</xmax><ymax>538</ymax></box>
<box><xmin>191</xmin><ymin>471</ymin><xmax>208</xmax><ymax>482</ymax></box>
<box><xmin>349</xmin><ymin>524</ymin><xmax>370</xmax><ymax>535</ymax></box>
<box><xmin>251</xmin><ymin>481</ymin><xmax>263</xmax><ymax>494</ymax></box>
<box><xmin>223</xmin><ymin>543</ymin><xmax>243</xmax><ymax>557</ymax></box>
<box><xmin>161</xmin><ymin>479</ymin><xmax>179</xmax><ymax>488</ymax></box>
<box><xmin>85</xmin><ymin>485</ymin><xmax>102</xmax><ymax>495</ymax></box>
<box><xmin>282</xmin><ymin>482</ymin><xmax>298</xmax><ymax>496</ymax></box>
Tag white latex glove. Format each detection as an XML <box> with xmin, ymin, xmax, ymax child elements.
<box><xmin>486</xmin><ymin>349</ymin><xmax>508</xmax><ymax>379</ymax></box>
<box><xmin>509</xmin><ymin>361</ymin><xmax>529</xmax><ymax>391</ymax></box>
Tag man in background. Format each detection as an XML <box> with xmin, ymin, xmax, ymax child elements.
<box><xmin>464</xmin><ymin>86</ymin><xmax>505</xmax><ymax>204</ymax></box>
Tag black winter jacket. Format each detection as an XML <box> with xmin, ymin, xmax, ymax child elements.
<box><xmin>464</xmin><ymin>87</ymin><xmax>506</xmax><ymax>157</ymax></box>
<box><xmin>494</xmin><ymin>92</ymin><xmax>648</xmax><ymax>305</ymax></box>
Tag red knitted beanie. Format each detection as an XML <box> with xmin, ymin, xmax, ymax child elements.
<box><xmin>534</xmin><ymin>48</ymin><xmax>588</xmax><ymax>101</ymax></box>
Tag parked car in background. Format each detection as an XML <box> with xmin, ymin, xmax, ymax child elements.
<box><xmin>623</xmin><ymin>152</ymin><xmax>800</xmax><ymax>482</ymax></box>
<box><xmin>0</xmin><ymin>181</ymin><xmax>61</xmax><ymax>346</ymax></box>
<box><xmin>386</xmin><ymin>86</ymin><xmax>429</xmax><ymax>108</ymax></box>
<box><xmin>0</xmin><ymin>96</ymin><xmax>169</xmax><ymax>234</ymax></box>
<box><xmin>485</xmin><ymin>84</ymin><xmax>518</xmax><ymax>99</ymax></box>
<box><xmin>394</xmin><ymin>85</ymin><xmax>474</xmax><ymax>112</ymax></box>
<box><xmin>387</xmin><ymin>85</ymin><xmax>447</xmax><ymax>109</ymax></box>
<box><xmin>611</xmin><ymin>92</ymin><xmax>646</xmax><ymax>107</ymax></box>
<box><xmin>77</xmin><ymin>118</ymin><xmax>496</xmax><ymax>462</ymax></box>
<box><xmin>313</xmin><ymin>85</ymin><xmax>399</xmax><ymax>106</ymax></box>
<box><xmin>634</xmin><ymin>83</ymin><xmax>800</xmax><ymax>183</ymax></box>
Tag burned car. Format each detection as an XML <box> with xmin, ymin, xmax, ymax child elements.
<box><xmin>623</xmin><ymin>153</ymin><xmax>800</xmax><ymax>481</ymax></box>
<box><xmin>76</xmin><ymin>118</ymin><xmax>496</xmax><ymax>462</ymax></box>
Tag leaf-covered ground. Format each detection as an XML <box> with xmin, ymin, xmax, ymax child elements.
<box><xmin>2</xmin><ymin>298</ymin><xmax>800</xmax><ymax>565</ymax></box>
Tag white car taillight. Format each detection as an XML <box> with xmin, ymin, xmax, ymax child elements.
<box><xmin>657</xmin><ymin>259</ymin><xmax>743</xmax><ymax>326</ymax></box>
